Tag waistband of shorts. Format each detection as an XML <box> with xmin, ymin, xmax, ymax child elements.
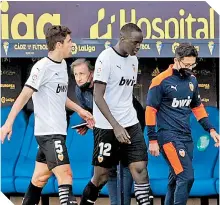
<box><xmin>35</xmin><ymin>134</ymin><xmax>66</xmax><ymax>138</ymax></box>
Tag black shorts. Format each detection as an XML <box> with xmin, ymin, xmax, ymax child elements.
<box><xmin>92</xmin><ymin>123</ymin><xmax>148</xmax><ymax>168</ymax></box>
<box><xmin>35</xmin><ymin>135</ymin><xmax>70</xmax><ymax>170</ymax></box>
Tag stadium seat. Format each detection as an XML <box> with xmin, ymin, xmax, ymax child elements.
<box><xmin>190</xmin><ymin>106</ymin><xmax>219</xmax><ymax>196</ymax></box>
<box><xmin>1</xmin><ymin>106</ymin><xmax>27</xmax><ymax>193</ymax></box>
<box><xmin>14</xmin><ymin>113</ymin><xmax>56</xmax><ymax>194</ymax></box>
<box><xmin>214</xmin><ymin>156</ymin><xmax>219</xmax><ymax>194</ymax></box>
<box><xmin>54</xmin><ymin>112</ymin><xmax>94</xmax><ymax>195</ymax></box>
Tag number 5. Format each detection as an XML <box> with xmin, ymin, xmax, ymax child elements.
<box><xmin>54</xmin><ymin>140</ymin><xmax>63</xmax><ymax>154</ymax></box>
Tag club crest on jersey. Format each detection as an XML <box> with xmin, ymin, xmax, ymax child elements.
<box><xmin>98</xmin><ymin>155</ymin><xmax>104</xmax><ymax>163</ymax></box>
<box><xmin>132</xmin><ymin>64</ymin><xmax>136</xmax><ymax>72</ymax></box>
<box><xmin>189</xmin><ymin>82</ymin><xmax>194</xmax><ymax>91</ymax></box>
<box><xmin>58</xmin><ymin>154</ymin><xmax>64</xmax><ymax>161</ymax></box>
<box><xmin>179</xmin><ymin>149</ymin><xmax>185</xmax><ymax>157</ymax></box>
<box><xmin>96</xmin><ymin>67</ymin><xmax>102</xmax><ymax>77</ymax></box>
<box><xmin>32</xmin><ymin>74</ymin><xmax>38</xmax><ymax>82</ymax></box>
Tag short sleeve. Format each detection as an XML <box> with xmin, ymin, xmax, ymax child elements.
<box><xmin>25</xmin><ymin>62</ymin><xmax>47</xmax><ymax>91</ymax></box>
<box><xmin>93</xmin><ymin>52</ymin><xmax>111</xmax><ymax>84</ymax></box>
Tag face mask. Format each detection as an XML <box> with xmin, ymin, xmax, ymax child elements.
<box><xmin>79</xmin><ymin>82</ymin><xmax>91</xmax><ymax>91</ymax></box>
<box><xmin>79</xmin><ymin>72</ymin><xmax>92</xmax><ymax>91</ymax></box>
<box><xmin>178</xmin><ymin>68</ymin><xmax>194</xmax><ymax>78</ymax></box>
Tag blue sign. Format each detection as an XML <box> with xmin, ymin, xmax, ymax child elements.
<box><xmin>1</xmin><ymin>39</ymin><xmax>219</xmax><ymax>58</ymax></box>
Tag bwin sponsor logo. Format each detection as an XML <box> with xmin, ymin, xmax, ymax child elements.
<box><xmin>172</xmin><ymin>96</ymin><xmax>192</xmax><ymax>107</ymax></box>
<box><xmin>56</xmin><ymin>84</ymin><xmax>68</xmax><ymax>93</ymax></box>
<box><xmin>119</xmin><ymin>76</ymin><xmax>135</xmax><ymax>86</ymax></box>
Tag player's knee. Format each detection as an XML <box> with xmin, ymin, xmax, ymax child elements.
<box><xmin>93</xmin><ymin>171</ymin><xmax>109</xmax><ymax>187</ymax></box>
<box><xmin>32</xmin><ymin>173</ymin><xmax>50</xmax><ymax>187</ymax></box>
<box><xmin>131</xmin><ymin>165</ymin><xmax>148</xmax><ymax>183</ymax></box>
<box><xmin>186</xmin><ymin>176</ymin><xmax>194</xmax><ymax>185</ymax></box>
<box><xmin>177</xmin><ymin>175</ymin><xmax>194</xmax><ymax>187</ymax></box>
<box><xmin>55</xmin><ymin>166</ymin><xmax>73</xmax><ymax>185</ymax></box>
<box><xmin>99</xmin><ymin>174</ymin><xmax>108</xmax><ymax>186</ymax></box>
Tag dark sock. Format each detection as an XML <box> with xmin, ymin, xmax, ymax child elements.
<box><xmin>22</xmin><ymin>182</ymin><xmax>43</xmax><ymax>205</ymax></box>
<box><xmin>149</xmin><ymin>187</ymin><xmax>154</xmax><ymax>205</ymax></box>
<box><xmin>80</xmin><ymin>181</ymin><xmax>101</xmax><ymax>205</ymax></box>
<box><xmin>58</xmin><ymin>184</ymin><xmax>78</xmax><ymax>205</ymax></box>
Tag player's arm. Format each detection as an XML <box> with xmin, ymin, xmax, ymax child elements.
<box><xmin>93</xmin><ymin>83</ymin><xmax>130</xmax><ymax>144</ymax></box>
<box><xmin>65</xmin><ymin>97</ymin><xmax>94</xmax><ymax>128</ymax></box>
<box><xmin>1</xmin><ymin>63</ymin><xmax>45</xmax><ymax>143</ymax></box>
<box><xmin>190</xmin><ymin>81</ymin><xmax>219</xmax><ymax>147</ymax></box>
<box><xmin>145</xmin><ymin>78</ymin><xmax>163</xmax><ymax>156</ymax></box>
<box><xmin>93</xmin><ymin>83</ymin><xmax>119</xmax><ymax>128</ymax></box>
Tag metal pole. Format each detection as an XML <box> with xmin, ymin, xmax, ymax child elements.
<box><xmin>117</xmin><ymin>161</ymin><xmax>124</xmax><ymax>205</ymax></box>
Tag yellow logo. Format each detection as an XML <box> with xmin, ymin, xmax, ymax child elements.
<box><xmin>152</xmin><ymin>67</ymin><xmax>160</xmax><ymax>76</ymax></box>
<box><xmin>189</xmin><ymin>82</ymin><xmax>194</xmax><ymax>91</ymax></box>
<box><xmin>1</xmin><ymin>97</ymin><xmax>14</xmax><ymax>104</ymax></box>
<box><xmin>1</xmin><ymin>84</ymin><xmax>15</xmax><ymax>89</ymax></box>
<box><xmin>89</xmin><ymin>8</ymin><xmax>215</xmax><ymax>40</ymax></box>
<box><xmin>98</xmin><ymin>155</ymin><xmax>103</xmax><ymax>163</ymax></box>
<box><xmin>172</xmin><ymin>42</ymin><xmax>180</xmax><ymax>54</ymax></box>
<box><xmin>58</xmin><ymin>154</ymin><xmax>64</xmax><ymax>161</ymax></box>
<box><xmin>71</xmin><ymin>42</ymin><xmax>96</xmax><ymax>55</ymax></box>
<box><xmin>156</xmin><ymin>41</ymin><xmax>162</xmax><ymax>55</ymax></box>
<box><xmin>208</xmin><ymin>41</ymin><xmax>214</xmax><ymax>55</ymax></box>
<box><xmin>194</xmin><ymin>45</ymin><xmax>200</xmax><ymax>52</ymax></box>
<box><xmin>1</xmin><ymin>97</ymin><xmax>6</xmax><ymax>104</ymax></box>
<box><xmin>1</xmin><ymin>1</ymin><xmax>61</xmax><ymax>40</ymax></box>
<box><xmin>140</xmin><ymin>44</ymin><xmax>150</xmax><ymax>50</ymax></box>
<box><xmin>3</xmin><ymin>41</ymin><xmax>9</xmax><ymax>55</ymax></box>
<box><xmin>179</xmin><ymin>149</ymin><xmax>185</xmax><ymax>157</ymax></box>
<box><xmin>72</xmin><ymin>42</ymin><xmax>78</xmax><ymax>55</ymax></box>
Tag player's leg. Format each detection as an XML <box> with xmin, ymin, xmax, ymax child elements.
<box><xmin>107</xmin><ymin>165</ymin><xmax>133</xmax><ymax>205</ymax></box>
<box><xmin>80</xmin><ymin>166</ymin><xmax>109</xmax><ymax>205</ymax></box>
<box><xmin>38</xmin><ymin>135</ymin><xmax>78</xmax><ymax>205</ymax></box>
<box><xmin>107</xmin><ymin>166</ymin><xmax>118</xmax><ymax>205</ymax></box>
<box><xmin>80</xmin><ymin>127</ymin><xmax>119</xmax><ymax>205</ymax></box>
<box><xmin>161</xmin><ymin>141</ymin><xmax>194</xmax><ymax>205</ymax></box>
<box><xmin>129</xmin><ymin>161</ymin><xmax>150</xmax><ymax>205</ymax></box>
<box><xmin>164</xmin><ymin>170</ymin><xmax>176</xmax><ymax>205</ymax></box>
<box><xmin>22</xmin><ymin>147</ymin><xmax>52</xmax><ymax>205</ymax></box>
<box><xmin>123</xmin><ymin>123</ymin><xmax>150</xmax><ymax>205</ymax></box>
<box><xmin>122</xmin><ymin>166</ymin><xmax>133</xmax><ymax>205</ymax></box>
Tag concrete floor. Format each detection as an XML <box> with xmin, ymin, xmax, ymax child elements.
<box><xmin>9</xmin><ymin>196</ymin><xmax>218</xmax><ymax>205</ymax></box>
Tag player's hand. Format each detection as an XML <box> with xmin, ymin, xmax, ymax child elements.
<box><xmin>0</xmin><ymin>123</ymin><xmax>13</xmax><ymax>144</ymax></box>
<box><xmin>113</xmin><ymin>124</ymin><xmax>131</xmax><ymax>144</ymax></box>
<box><xmin>210</xmin><ymin>130</ymin><xmax>220</xmax><ymax>147</ymax></box>
<box><xmin>149</xmin><ymin>141</ymin><xmax>160</xmax><ymax>156</ymax></box>
<box><xmin>76</xmin><ymin>126</ymin><xmax>89</xmax><ymax>135</ymax></box>
<box><xmin>78</xmin><ymin>109</ymin><xmax>95</xmax><ymax>128</ymax></box>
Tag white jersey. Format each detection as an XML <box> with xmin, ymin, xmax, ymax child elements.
<box><xmin>93</xmin><ymin>47</ymin><xmax>139</xmax><ymax>129</ymax></box>
<box><xmin>25</xmin><ymin>57</ymin><xmax>68</xmax><ymax>135</ymax></box>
